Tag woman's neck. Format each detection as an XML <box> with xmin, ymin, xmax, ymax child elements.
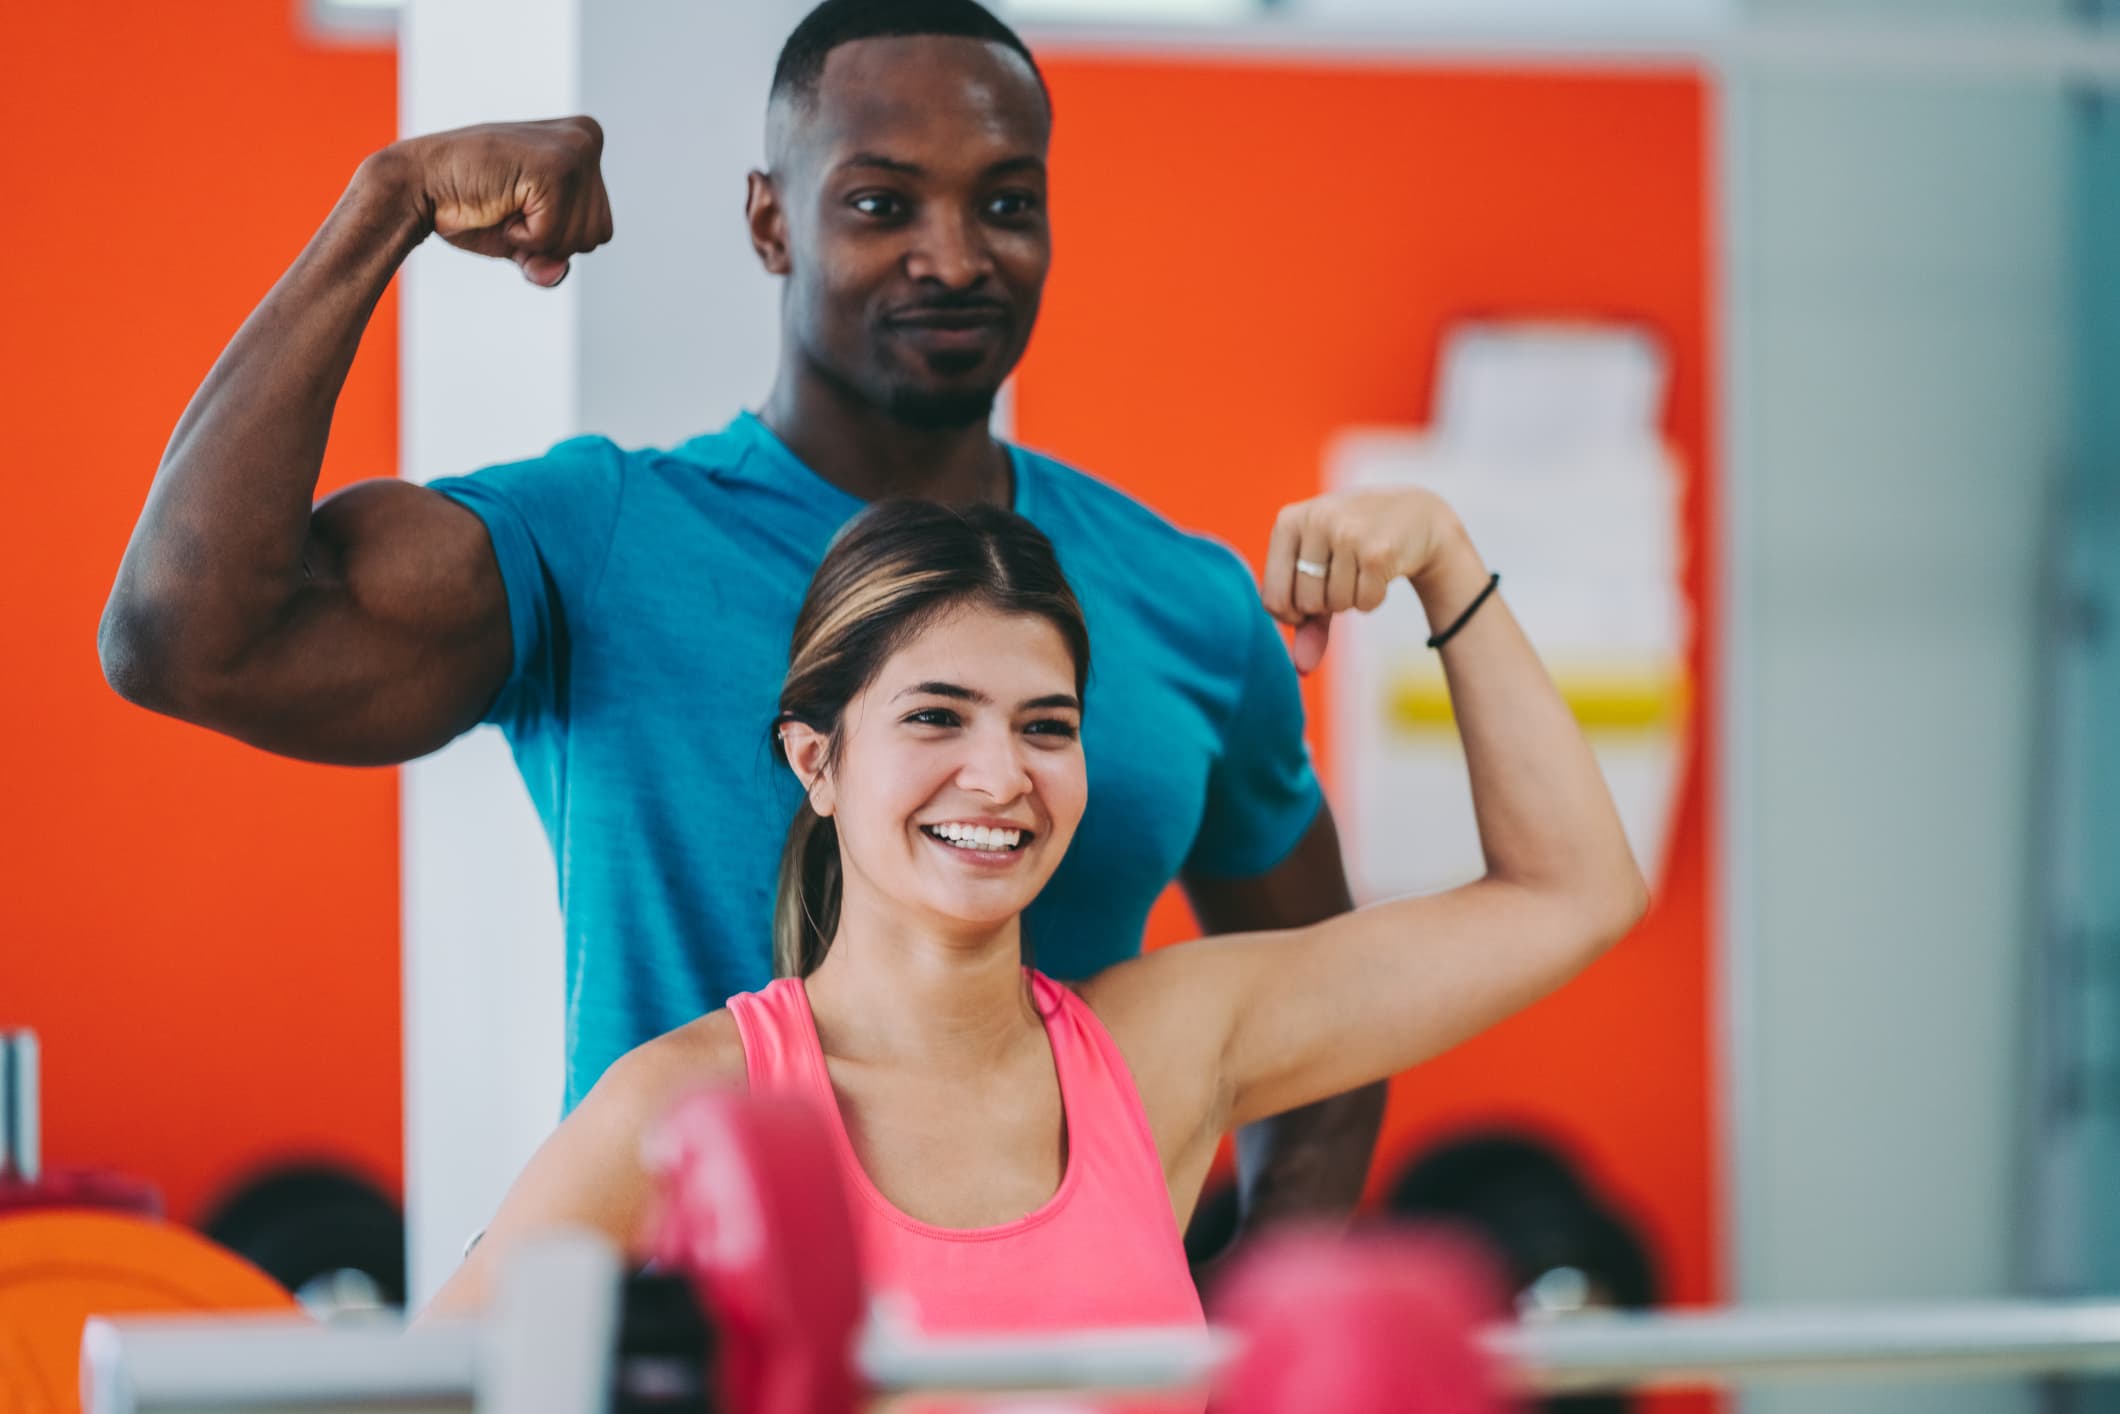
<box><xmin>801</xmin><ymin>908</ymin><xmax>1037</xmax><ymax>1070</ymax></box>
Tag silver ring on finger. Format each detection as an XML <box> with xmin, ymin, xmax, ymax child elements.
<box><xmin>1295</xmin><ymin>558</ymin><xmax>1329</xmax><ymax>578</ymax></box>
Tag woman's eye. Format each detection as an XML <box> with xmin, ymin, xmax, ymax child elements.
<box><xmin>852</xmin><ymin>192</ymin><xmax>905</xmax><ymax>219</ymax></box>
<box><xmin>988</xmin><ymin>191</ymin><xmax>1039</xmax><ymax>219</ymax></box>
<box><xmin>1025</xmin><ymin>719</ymin><xmax>1079</xmax><ymax>741</ymax></box>
<box><xmin>906</xmin><ymin>708</ymin><xmax>959</xmax><ymax>727</ymax></box>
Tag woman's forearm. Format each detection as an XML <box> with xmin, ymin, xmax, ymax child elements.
<box><xmin>1412</xmin><ymin>526</ymin><xmax>1646</xmax><ymax>923</ymax></box>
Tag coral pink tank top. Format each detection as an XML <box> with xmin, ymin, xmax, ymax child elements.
<box><xmin>726</xmin><ymin>970</ymin><xmax>1206</xmax><ymax>1403</ymax></box>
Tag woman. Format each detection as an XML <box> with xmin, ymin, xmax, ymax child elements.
<box><xmin>425</xmin><ymin>486</ymin><xmax>1647</xmax><ymax>1349</ymax></box>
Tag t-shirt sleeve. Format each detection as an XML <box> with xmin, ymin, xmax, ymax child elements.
<box><xmin>1183</xmin><ymin>551</ymin><xmax>1327</xmax><ymax>880</ymax></box>
<box><xmin>425</xmin><ymin>435</ymin><xmax>627</xmax><ymax>731</ymax></box>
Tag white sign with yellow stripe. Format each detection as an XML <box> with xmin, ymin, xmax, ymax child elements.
<box><xmin>1326</xmin><ymin>324</ymin><xmax>1692</xmax><ymax>901</ymax></box>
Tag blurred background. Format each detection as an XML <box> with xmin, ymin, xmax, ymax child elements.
<box><xmin>3</xmin><ymin>1</ymin><xmax>2116</xmax><ymax>1412</ymax></box>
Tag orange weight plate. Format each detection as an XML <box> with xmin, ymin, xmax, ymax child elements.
<box><xmin>0</xmin><ymin>1210</ymin><xmax>299</xmax><ymax>1414</ymax></box>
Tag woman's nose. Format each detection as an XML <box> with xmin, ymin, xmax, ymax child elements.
<box><xmin>955</xmin><ymin>724</ymin><xmax>1032</xmax><ymax>801</ymax></box>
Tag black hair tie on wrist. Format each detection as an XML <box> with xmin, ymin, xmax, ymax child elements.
<box><xmin>1425</xmin><ymin>572</ymin><xmax>1501</xmax><ymax>650</ymax></box>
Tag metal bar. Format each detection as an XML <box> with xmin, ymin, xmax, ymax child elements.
<box><xmin>870</xmin><ymin>1302</ymin><xmax>2120</xmax><ymax>1395</ymax></box>
<box><xmin>480</xmin><ymin>1232</ymin><xmax>621</xmax><ymax>1414</ymax></box>
<box><xmin>1496</xmin><ymin>1302</ymin><xmax>2120</xmax><ymax>1392</ymax></box>
<box><xmin>1</xmin><ymin>1030</ymin><xmax>37</xmax><ymax>1183</ymax></box>
<box><xmin>82</xmin><ymin>1298</ymin><xmax>2120</xmax><ymax>1410</ymax></box>
<box><xmin>80</xmin><ymin>1316</ymin><xmax>478</xmax><ymax>1414</ymax></box>
<box><xmin>0</xmin><ymin>1031</ymin><xmax>13</xmax><ymax>1178</ymax></box>
<box><xmin>860</xmin><ymin>1321</ymin><xmax>1239</xmax><ymax>1394</ymax></box>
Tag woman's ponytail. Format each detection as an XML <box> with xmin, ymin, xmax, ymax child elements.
<box><xmin>773</xmin><ymin>800</ymin><xmax>842</xmax><ymax>978</ymax></box>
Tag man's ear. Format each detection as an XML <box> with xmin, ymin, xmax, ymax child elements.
<box><xmin>746</xmin><ymin>170</ymin><xmax>792</xmax><ymax>276</ymax></box>
<box><xmin>779</xmin><ymin>720</ymin><xmax>835</xmax><ymax>816</ymax></box>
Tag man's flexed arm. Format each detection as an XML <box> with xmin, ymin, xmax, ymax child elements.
<box><xmin>99</xmin><ymin>118</ymin><xmax>613</xmax><ymax>765</ymax></box>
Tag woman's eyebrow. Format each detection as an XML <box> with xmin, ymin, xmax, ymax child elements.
<box><xmin>894</xmin><ymin>680</ymin><xmax>984</xmax><ymax>704</ymax></box>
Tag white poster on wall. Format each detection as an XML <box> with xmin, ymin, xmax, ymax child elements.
<box><xmin>1328</xmin><ymin>323</ymin><xmax>1693</xmax><ymax>903</ymax></box>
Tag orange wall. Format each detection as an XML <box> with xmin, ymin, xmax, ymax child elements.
<box><xmin>1015</xmin><ymin>56</ymin><xmax>1721</xmax><ymax>1338</ymax></box>
<box><xmin>0</xmin><ymin>3</ymin><xmax>402</xmax><ymax>1222</ymax></box>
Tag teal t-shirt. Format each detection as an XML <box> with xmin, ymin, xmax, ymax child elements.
<box><xmin>432</xmin><ymin>413</ymin><xmax>1322</xmax><ymax>1110</ymax></box>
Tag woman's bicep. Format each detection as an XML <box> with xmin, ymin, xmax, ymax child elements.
<box><xmin>1220</xmin><ymin>881</ymin><xmax>1598</xmax><ymax>1128</ymax></box>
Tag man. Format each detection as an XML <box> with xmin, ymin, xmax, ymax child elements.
<box><xmin>100</xmin><ymin>0</ymin><xmax>1382</xmax><ymax>1240</ymax></box>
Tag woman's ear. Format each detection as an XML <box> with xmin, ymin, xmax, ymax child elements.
<box><xmin>779</xmin><ymin>721</ymin><xmax>836</xmax><ymax>817</ymax></box>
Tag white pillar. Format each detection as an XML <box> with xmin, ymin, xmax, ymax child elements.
<box><xmin>400</xmin><ymin>0</ymin><xmax>812</xmax><ymax>1306</ymax></box>
<box><xmin>1732</xmin><ymin>71</ymin><xmax>2065</xmax><ymax>1414</ymax></box>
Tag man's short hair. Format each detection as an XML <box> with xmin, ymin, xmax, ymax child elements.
<box><xmin>771</xmin><ymin>0</ymin><xmax>1048</xmax><ymax>110</ymax></box>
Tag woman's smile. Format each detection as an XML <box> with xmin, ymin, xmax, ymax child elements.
<box><xmin>918</xmin><ymin>816</ymin><xmax>1037</xmax><ymax>867</ymax></box>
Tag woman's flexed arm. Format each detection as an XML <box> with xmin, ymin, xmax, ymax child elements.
<box><xmin>1102</xmin><ymin>488</ymin><xmax>1649</xmax><ymax>1135</ymax></box>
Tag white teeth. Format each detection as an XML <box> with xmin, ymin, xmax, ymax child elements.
<box><xmin>925</xmin><ymin>823</ymin><xmax>1024</xmax><ymax>852</ymax></box>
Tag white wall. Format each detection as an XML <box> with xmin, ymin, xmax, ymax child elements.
<box><xmin>1728</xmin><ymin>63</ymin><xmax>2069</xmax><ymax>1414</ymax></box>
<box><xmin>400</xmin><ymin>0</ymin><xmax>809</xmax><ymax>1306</ymax></box>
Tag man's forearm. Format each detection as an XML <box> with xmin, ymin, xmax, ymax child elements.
<box><xmin>1234</xmin><ymin>1081</ymin><xmax>1388</xmax><ymax>1228</ymax></box>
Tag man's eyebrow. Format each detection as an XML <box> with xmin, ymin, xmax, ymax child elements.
<box><xmin>837</xmin><ymin>152</ymin><xmax>924</xmax><ymax>176</ymax></box>
<box><xmin>832</xmin><ymin>153</ymin><xmax>1046</xmax><ymax>179</ymax></box>
<box><xmin>894</xmin><ymin>681</ymin><xmax>987</xmax><ymax>704</ymax></box>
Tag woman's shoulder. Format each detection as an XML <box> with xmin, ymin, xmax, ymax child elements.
<box><xmin>1069</xmin><ymin>948</ymin><xmax>1229</xmax><ymax>1055</ymax></box>
<box><xmin>653</xmin><ymin>1007</ymin><xmax>748</xmax><ymax>1069</ymax></box>
<box><xmin>587</xmin><ymin>1010</ymin><xmax>749</xmax><ymax>1127</ymax></box>
<box><xmin>1069</xmin><ymin>939</ymin><xmax>1266</xmax><ymax>1079</ymax></box>
<box><xmin>1060</xmin><ymin>954</ymin><xmax>1236</xmax><ymax>1160</ymax></box>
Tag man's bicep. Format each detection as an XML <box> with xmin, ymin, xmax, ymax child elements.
<box><xmin>195</xmin><ymin>480</ymin><xmax>514</xmax><ymax>764</ymax></box>
<box><xmin>254</xmin><ymin>431</ymin><xmax>632</xmax><ymax>765</ymax></box>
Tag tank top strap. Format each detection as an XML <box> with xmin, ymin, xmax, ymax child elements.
<box><xmin>1026</xmin><ymin>971</ymin><xmax>1171</xmax><ymax>1197</ymax></box>
<box><xmin>725</xmin><ymin>978</ymin><xmax>835</xmax><ymax>1105</ymax></box>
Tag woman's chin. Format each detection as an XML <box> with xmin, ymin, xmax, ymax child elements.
<box><xmin>904</xmin><ymin>855</ymin><xmax>1057</xmax><ymax>930</ymax></box>
<box><xmin>915</xmin><ymin>890</ymin><xmax>1042</xmax><ymax>941</ymax></box>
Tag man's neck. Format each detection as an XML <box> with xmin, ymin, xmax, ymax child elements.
<box><xmin>759</xmin><ymin>371</ymin><xmax>1012</xmax><ymax>507</ymax></box>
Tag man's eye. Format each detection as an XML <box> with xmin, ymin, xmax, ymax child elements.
<box><xmin>853</xmin><ymin>193</ymin><xmax>905</xmax><ymax>218</ymax></box>
<box><xmin>989</xmin><ymin>192</ymin><xmax>1039</xmax><ymax>219</ymax></box>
